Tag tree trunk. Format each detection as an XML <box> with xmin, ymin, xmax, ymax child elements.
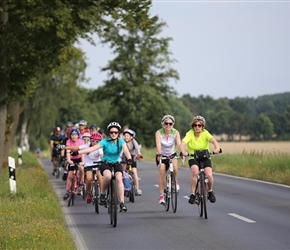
<box><xmin>3</xmin><ymin>102</ymin><xmax>21</xmax><ymax>162</ymax></box>
<box><xmin>0</xmin><ymin>2</ymin><xmax>8</xmax><ymax>173</ymax></box>
<box><xmin>20</xmin><ymin>116</ymin><xmax>29</xmax><ymax>151</ymax></box>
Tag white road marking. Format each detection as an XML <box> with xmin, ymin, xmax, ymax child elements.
<box><xmin>228</xmin><ymin>213</ymin><xmax>256</xmax><ymax>223</ymax></box>
<box><xmin>154</xmin><ymin>184</ymin><xmax>159</xmax><ymax>187</ymax></box>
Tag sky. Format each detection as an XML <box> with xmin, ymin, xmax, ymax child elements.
<box><xmin>77</xmin><ymin>0</ymin><xmax>290</xmax><ymax>99</ymax></box>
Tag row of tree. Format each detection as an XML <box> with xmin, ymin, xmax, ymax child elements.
<box><xmin>1</xmin><ymin>1</ymin><xmax>290</xmax><ymax>174</ymax></box>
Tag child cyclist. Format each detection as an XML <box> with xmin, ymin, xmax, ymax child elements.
<box><xmin>63</xmin><ymin>128</ymin><xmax>85</xmax><ymax>200</ymax></box>
<box><xmin>122</xmin><ymin>129</ymin><xmax>143</xmax><ymax>196</ymax></box>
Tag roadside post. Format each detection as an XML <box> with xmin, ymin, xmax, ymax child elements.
<box><xmin>8</xmin><ymin>156</ymin><xmax>16</xmax><ymax>194</ymax></box>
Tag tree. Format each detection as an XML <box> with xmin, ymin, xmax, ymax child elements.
<box><xmin>90</xmin><ymin>0</ymin><xmax>179</xmax><ymax>146</ymax></box>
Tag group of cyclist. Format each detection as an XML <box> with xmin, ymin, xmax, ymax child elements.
<box><xmin>50</xmin><ymin>120</ymin><xmax>143</xmax><ymax>212</ymax></box>
<box><xmin>156</xmin><ymin>115</ymin><xmax>220</xmax><ymax>205</ymax></box>
<box><xmin>50</xmin><ymin>114</ymin><xmax>221</xmax><ymax>213</ymax></box>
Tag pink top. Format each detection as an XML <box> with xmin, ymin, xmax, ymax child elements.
<box><xmin>66</xmin><ymin>138</ymin><xmax>84</xmax><ymax>159</ymax></box>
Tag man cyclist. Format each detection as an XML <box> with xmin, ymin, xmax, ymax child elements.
<box><xmin>49</xmin><ymin>127</ymin><xmax>65</xmax><ymax>176</ymax></box>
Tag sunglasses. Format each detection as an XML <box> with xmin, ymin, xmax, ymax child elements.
<box><xmin>164</xmin><ymin>122</ymin><xmax>173</xmax><ymax>126</ymax></box>
<box><xmin>91</xmin><ymin>140</ymin><xmax>99</xmax><ymax>143</ymax></box>
<box><xmin>193</xmin><ymin>124</ymin><xmax>202</xmax><ymax>128</ymax></box>
<box><xmin>83</xmin><ymin>138</ymin><xmax>90</xmax><ymax>142</ymax></box>
<box><xmin>110</xmin><ymin>131</ymin><xmax>119</xmax><ymax>135</ymax></box>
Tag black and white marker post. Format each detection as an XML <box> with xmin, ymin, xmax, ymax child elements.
<box><xmin>8</xmin><ymin>156</ymin><xmax>16</xmax><ymax>194</ymax></box>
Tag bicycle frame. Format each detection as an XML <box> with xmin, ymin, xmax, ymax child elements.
<box><xmin>91</xmin><ymin>166</ymin><xmax>100</xmax><ymax>214</ymax></box>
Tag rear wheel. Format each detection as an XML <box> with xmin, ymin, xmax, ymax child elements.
<box><xmin>129</xmin><ymin>174</ymin><xmax>135</xmax><ymax>203</ymax></box>
<box><xmin>55</xmin><ymin>156</ymin><xmax>61</xmax><ymax>179</ymax></box>
<box><xmin>68</xmin><ymin>178</ymin><xmax>76</xmax><ymax>207</ymax></box>
<box><xmin>171</xmin><ymin>173</ymin><xmax>177</xmax><ymax>213</ymax></box>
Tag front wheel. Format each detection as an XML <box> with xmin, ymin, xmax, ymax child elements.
<box><xmin>129</xmin><ymin>174</ymin><xmax>135</xmax><ymax>203</ymax></box>
<box><xmin>92</xmin><ymin>182</ymin><xmax>99</xmax><ymax>214</ymax></box>
<box><xmin>200</xmin><ymin>174</ymin><xmax>207</xmax><ymax>219</ymax></box>
<box><xmin>165</xmin><ymin>174</ymin><xmax>170</xmax><ymax>212</ymax></box>
<box><xmin>111</xmin><ymin>179</ymin><xmax>117</xmax><ymax>227</ymax></box>
<box><xmin>171</xmin><ymin>173</ymin><xmax>177</xmax><ymax>213</ymax></box>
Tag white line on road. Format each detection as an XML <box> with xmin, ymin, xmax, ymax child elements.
<box><xmin>228</xmin><ymin>213</ymin><xmax>256</xmax><ymax>223</ymax></box>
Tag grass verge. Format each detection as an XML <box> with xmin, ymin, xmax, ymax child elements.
<box><xmin>0</xmin><ymin>150</ymin><xmax>76</xmax><ymax>250</ymax></box>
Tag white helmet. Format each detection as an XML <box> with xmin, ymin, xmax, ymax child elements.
<box><xmin>107</xmin><ymin>122</ymin><xmax>122</xmax><ymax>132</ymax></box>
<box><xmin>123</xmin><ymin>129</ymin><xmax>136</xmax><ymax>137</ymax></box>
<box><xmin>161</xmin><ymin>115</ymin><xmax>175</xmax><ymax>125</ymax></box>
<box><xmin>82</xmin><ymin>132</ymin><xmax>91</xmax><ymax>138</ymax></box>
<box><xmin>79</xmin><ymin>120</ymin><xmax>87</xmax><ymax>126</ymax></box>
<box><xmin>192</xmin><ymin>115</ymin><xmax>206</xmax><ymax>126</ymax></box>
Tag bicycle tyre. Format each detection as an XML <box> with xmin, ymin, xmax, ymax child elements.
<box><xmin>93</xmin><ymin>182</ymin><xmax>99</xmax><ymax>214</ymax></box>
<box><xmin>197</xmin><ymin>181</ymin><xmax>203</xmax><ymax>217</ymax></box>
<box><xmin>129</xmin><ymin>173</ymin><xmax>135</xmax><ymax>203</ymax></box>
<box><xmin>68</xmin><ymin>177</ymin><xmax>76</xmax><ymax>207</ymax></box>
<box><xmin>165</xmin><ymin>175</ymin><xmax>170</xmax><ymax>211</ymax></box>
<box><xmin>55</xmin><ymin>156</ymin><xmax>61</xmax><ymax>179</ymax></box>
<box><xmin>171</xmin><ymin>173</ymin><xmax>177</xmax><ymax>213</ymax></box>
<box><xmin>111</xmin><ymin>179</ymin><xmax>118</xmax><ymax>227</ymax></box>
<box><xmin>200</xmin><ymin>174</ymin><xmax>207</xmax><ymax>219</ymax></box>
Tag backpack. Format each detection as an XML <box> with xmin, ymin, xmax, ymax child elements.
<box><xmin>122</xmin><ymin>171</ymin><xmax>132</xmax><ymax>191</ymax></box>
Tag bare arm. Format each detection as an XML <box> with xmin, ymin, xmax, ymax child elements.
<box><xmin>180</xmin><ymin>141</ymin><xmax>188</xmax><ymax>156</ymax></box>
<box><xmin>155</xmin><ymin>131</ymin><xmax>161</xmax><ymax>155</ymax></box>
<box><xmin>123</xmin><ymin>144</ymin><xmax>132</xmax><ymax>160</ymax></box>
<box><xmin>210</xmin><ymin>136</ymin><xmax>220</xmax><ymax>154</ymax></box>
<box><xmin>175</xmin><ymin>130</ymin><xmax>182</xmax><ymax>152</ymax></box>
<box><xmin>78</xmin><ymin>143</ymin><xmax>100</xmax><ymax>154</ymax></box>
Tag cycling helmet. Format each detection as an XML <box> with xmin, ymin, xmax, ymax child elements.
<box><xmin>66</xmin><ymin>121</ymin><xmax>73</xmax><ymax>127</ymax></box>
<box><xmin>79</xmin><ymin>120</ymin><xmax>87</xmax><ymax>126</ymax></box>
<box><xmin>82</xmin><ymin>132</ymin><xmax>91</xmax><ymax>138</ymax></box>
<box><xmin>107</xmin><ymin>122</ymin><xmax>122</xmax><ymax>132</ymax></box>
<box><xmin>69</xmin><ymin>128</ymin><xmax>80</xmax><ymax>136</ymax></box>
<box><xmin>161</xmin><ymin>115</ymin><xmax>175</xmax><ymax>125</ymax></box>
<box><xmin>123</xmin><ymin>129</ymin><xmax>136</xmax><ymax>137</ymax></box>
<box><xmin>91</xmin><ymin>132</ymin><xmax>102</xmax><ymax>141</ymax></box>
<box><xmin>192</xmin><ymin>115</ymin><xmax>206</xmax><ymax>127</ymax></box>
<box><xmin>65</xmin><ymin>127</ymin><xmax>71</xmax><ymax>137</ymax></box>
<box><xmin>90</xmin><ymin>124</ymin><xmax>98</xmax><ymax>131</ymax></box>
<box><xmin>54</xmin><ymin>127</ymin><xmax>61</xmax><ymax>132</ymax></box>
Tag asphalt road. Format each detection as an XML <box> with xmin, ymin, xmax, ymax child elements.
<box><xmin>40</xmin><ymin>158</ymin><xmax>290</xmax><ymax>250</ymax></box>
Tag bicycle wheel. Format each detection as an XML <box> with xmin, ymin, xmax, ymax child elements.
<box><xmin>171</xmin><ymin>173</ymin><xmax>177</xmax><ymax>213</ymax></box>
<box><xmin>197</xmin><ymin>181</ymin><xmax>203</xmax><ymax>217</ymax></box>
<box><xmin>110</xmin><ymin>179</ymin><xmax>118</xmax><ymax>227</ymax></box>
<box><xmin>93</xmin><ymin>182</ymin><xmax>99</xmax><ymax>214</ymax></box>
<box><xmin>55</xmin><ymin>156</ymin><xmax>61</xmax><ymax>179</ymax></box>
<box><xmin>200</xmin><ymin>174</ymin><xmax>207</xmax><ymax>219</ymax></box>
<box><xmin>129</xmin><ymin>174</ymin><xmax>135</xmax><ymax>203</ymax></box>
<box><xmin>68</xmin><ymin>177</ymin><xmax>76</xmax><ymax>207</ymax></box>
<box><xmin>165</xmin><ymin>175</ymin><xmax>170</xmax><ymax>211</ymax></box>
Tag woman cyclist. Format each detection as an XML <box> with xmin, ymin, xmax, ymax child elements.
<box><xmin>180</xmin><ymin>115</ymin><xmax>220</xmax><ymax>204</ymax></box>
<box><xmin>122</xmin><ymin>129</ymin><xmax>143</xmax><ymax>196</ymax></box>
<box><xmin>77</xmin><ymin>122</ymin><xmax>133</xmax><ymax>212</ymax></box>
<box><xmin>63</xmin><ymin>128</ymin><xmax>85</xmax><ymax>200</ymax></box>
<box><xmin>155</xmin><ymin>115</ymin><xmax>182</xmax><ymax>205</ymax></box>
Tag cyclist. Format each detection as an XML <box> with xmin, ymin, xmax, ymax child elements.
<box><xmin>79</xmin><ymin>120</ymin><xmax>90</xmax><ymax>138</ymax></box>
<box><xmin>122</xmin><ymin>129</ymin><xmax>143</xmax><ymax>196</ymax></box>
<box><xmin>155</xmin><ymin>115</ymin><xmax>181</xmax><ymax>205</ymax></box>
<box><xmin>180</xmin><ymin>115</ymin><xmax>220</xmax><ymax>204</ymax></box>
<box><xmin>49</xmin><ymin>127</ymin><xmax>65</xmax><ymax>176</ymax></box>
<box><xmin>63</xmin><ymin>128</ymin><xmax>85</xmax><ymax>200</ymax></box>
<box><xmin>77</xmin><ymin>122</ymin><xmax>133</xmax><ymax>212</ymax></box>
<box><xmin>81</xmin><ymin>132</ymin><xmax>103</xmax><ymax>203</ymax></box>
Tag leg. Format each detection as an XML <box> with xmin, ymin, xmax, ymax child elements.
<box><xmin>158</xmin><ymin>163</ymin><xmax>166</xmax><ymax>195</ymax></box>
<box><xmin>86</xmin><ymin>170</ymin><xmax>93</xmax><ymax>194</ymax></box>
<box><xmin>101</xmin><ymin>169</ymin><xmax>111</xmax><ymax>193</ymax></box>
<box><xmin>172</xmin><ymin>158</ymin><xmax>180</xmax><ymax>190</ymax></box>
<box><xmin>116</xmin><ymin>171</ymin><xmax>124</xmax><ymax>203</ymax></box>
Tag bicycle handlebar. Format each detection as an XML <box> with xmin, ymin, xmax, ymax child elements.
<box><xmin>180</xmin><ymin>148</ymin><xmax>222</xmax><ymax>157</ymax></box>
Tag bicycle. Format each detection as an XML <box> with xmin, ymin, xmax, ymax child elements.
<box><xmin>55</xmin><ymin>155</ymin><xmax>66</xmax><ymax>179</ymax></box>
<box><xmin>160</xmin><ymin>154</ymin><xmax>180</xmax><ymax>213</ymax></box>
<box><xmin>94</xmin><ymin>160</ymin><xmax>129</xmax><ymax>227</ymax></box>
<box><xmin>184</xmin><ymin>148</ymin><xmax>222</xmax><ymax>219</ymax></box>
<box><xmin>67</xmin><ymin>163</ymin><xmax>82</xmax><ymax>207</ymax></box>
<box><xmin>124</xmin><ymin>163</ymin><xmax>135</xmax><ymax>203</ymax></box>
<box><xmin>86</xmin><ymin>164</ymin><xmax>101</xmax><ymax>214</ymax></box>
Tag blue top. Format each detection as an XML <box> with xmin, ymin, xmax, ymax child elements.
<box><xmin>99</xmin><ymin>137</ymin><xmax>125</xmax><ymax>163</ymax></box>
